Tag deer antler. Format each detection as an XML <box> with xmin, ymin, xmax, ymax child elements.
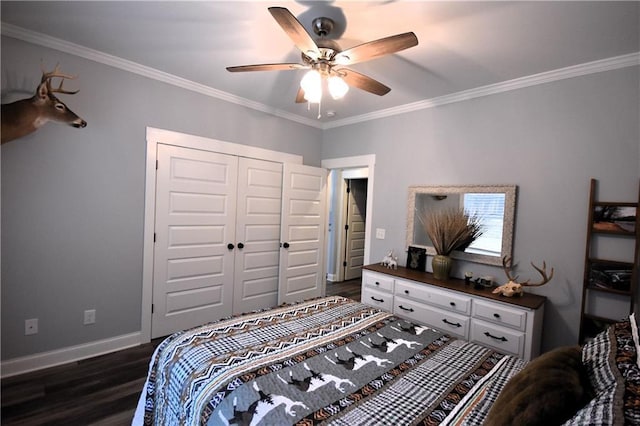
<box><xmin>521</xmin><ymin>261</ymin><xmax>554</xmax><ymax>287</ymax></box>
<box><xmin>503</xmin><ymin>256</ymin><xmax>554</xmax><ymax>286</ymax></box>
<box><xmin>41</xmin><ymin>64</ymin><xmax>79</xmax><ymax>94</ymax></box>
<box><xmin>502</xmin><ymin>255</ymin><xmax>519</xmax><ymax>282</ymax></box>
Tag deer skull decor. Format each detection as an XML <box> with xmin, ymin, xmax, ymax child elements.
<box><xmin>1</xmin><ymin>64</ymin><xmax>87</xmax><ymax>144</ymax></box>
<box><xmin>492</xmin><ymin>256</ymin><xmax>554</xmax><ymax>297</ymax></box>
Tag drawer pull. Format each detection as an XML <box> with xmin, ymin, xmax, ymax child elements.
<box><xmin>371</xmin><ymin>296</ymin><xmax>384</xmax><ymax>303</ymax></box>
<box><xmin>404</xmin><ymin>290</ymin><xmax>410</xmax><ymax>294</ymax></box>
<box><xmin>493</xmin><ymin>313</ymin><xmax>501</xmax><ymax>319</ymax></box>
<box><xmin>449</xmin><ymin>302</ymin><xmax>456</xmax><ymax>307</ymax></box>
<box><xmin>484</xmin><ymin>331</ymin><xmax>508</xmax><ymax>342</ymax></box>
<box><xmin>398</xmin><ymin>305</ymin><xmax>414</xmax><ymax>312</ymax></box>
<box><xmin>442</xmin><ymin>318</ymin><xmax>462</xmax><ymax>328</ymax></box>
<box><xmin>375</xmin><ymin>281</ymin><xmax>380</xmax><ymax>286</ymax></box>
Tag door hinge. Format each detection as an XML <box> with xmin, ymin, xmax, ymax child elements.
<box><xmin>153</xmin><ymin>232</ymin><xmax>157</xmax><ymax>243</ymax></box>
<box><xmin>343</xmin><ymin>261</ymin><xmax>347</xmax><ymax>267</ymax></box>
<box><xmin>156</xmin><ymin>160</ymin><xmax>158</xmax><ymax>170</ymax></box>
<box><xmin>344</xmin><ymin>224</ymin><xmax>349</xmax><ymax>231</ymax></box>
<box><xmin>346</xmin><ymin>186</ymin><xmax>350</xmax><ymax>193</ymax></box>
<box><xmin>151</xmin><ymin>304</ymin><xmax>154</xmax><ymax>314</ymax></box>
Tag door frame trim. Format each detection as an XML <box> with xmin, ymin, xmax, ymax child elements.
<box><xmin>141</xmin><ymin>127</ymin><xmax>303</xmax><ymax>343</ymax></box>
<box><xmin>321</xmin><ymin>155</ymin><xmax>375</xmax><ymax>277</ymax></box>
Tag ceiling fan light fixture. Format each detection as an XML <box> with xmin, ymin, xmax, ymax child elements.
<box><xmin>328</xmin><ymin>75</ymin><xmax>349</xmax><ymax>99</ymax></box>
<box><xmin>301</xmin><ymin>70</ymin><xmax>322</xmax><ymax>103</ymax></box>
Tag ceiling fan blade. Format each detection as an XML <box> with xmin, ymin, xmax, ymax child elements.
<box><xmin>333</xmin><ymin>32</ymin><xmax>418</xmax><ymax>65</ymax></box>
<box><xmin>226</xmin><ymin>63</ymin><xmax>307</xmax><ymax>72</ymax></box>
<box><xmin>295</xmin><ymin>87</ymin><xmax>306</xmax><ymax>103</ymax></box>
<box><xmin>268</xmin><ymin>7</ymin><xmax>321</xmax><ymax>60</ymax></box>
<box><xmin>338</xmin><ymin>68</ymin><xmax>391</xmax><ymax>96</ymax></box>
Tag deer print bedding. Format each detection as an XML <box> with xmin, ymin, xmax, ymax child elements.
<box><xmin>138</xmin><ymin>296</ymin><xmax>526</xmax><ymax>425</ymax></box>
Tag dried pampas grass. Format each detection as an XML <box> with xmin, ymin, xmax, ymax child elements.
<box><xmin>419</xmin><ymin>208</ymin><xmax>483</xmax><ymax>256</ymax></box>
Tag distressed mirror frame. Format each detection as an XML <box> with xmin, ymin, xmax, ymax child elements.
<box><xmin>406</xmin><ymin>184</ymin><xmax>517</xmax><ymax>266</ymax></box>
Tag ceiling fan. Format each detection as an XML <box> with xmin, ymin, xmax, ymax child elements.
<box><xmin>226</xmin><ymin>7</ymin><xmax>419</xmax><ymax>105</ymax></box>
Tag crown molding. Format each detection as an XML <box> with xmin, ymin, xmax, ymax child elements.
<box><xmin>323</xmin><ymin>52</ymin><xmax>640</xmax><ymax>129</ymax></box>
<box><xmin>0</xmin><ymin>23</ymin><xmax>323</xmax><ymax>129</ymax></box>
<box><xmin>2</xmin><ymin>22</ymin><xmax>638</xmax><ymax>131</ymax></box>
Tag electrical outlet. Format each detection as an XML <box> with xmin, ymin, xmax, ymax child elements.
<box><xmin>84</xmin><ymin>309</ymin><xmax>96</xmax><ymax>325</ymax></box>
<box><xmin>25</xmin><ymin>318</ymin><xmax>38</xmax><ymax>335</ymax></box>
<box><xmin>376</xmin><ymin>228</ymin><xmax>386</xmax><ymax>239</ymax></box>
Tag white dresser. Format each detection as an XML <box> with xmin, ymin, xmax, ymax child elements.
<box><xmin>362</xmin><ymin>264</ymin><xmax>546</xmax><ymax>361</ymax></box>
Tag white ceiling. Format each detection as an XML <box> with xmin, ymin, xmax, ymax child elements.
<box><xmin>1</xmin><ymin>1</ymin><xmax>638</xmax><ymax>127</ymax></box>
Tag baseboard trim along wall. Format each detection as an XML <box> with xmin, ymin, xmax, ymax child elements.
<box><xmin>0</xmin><ymin>332</ymin><xmax>142</xmax><ymax>378</ymax></box>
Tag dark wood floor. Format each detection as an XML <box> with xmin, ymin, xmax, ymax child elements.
<box><xmin>1</xmin><ymin>280</ymin><xmax>361</xmax><ymax>425</ymax></box>
<box><xmin>325</xmin><ymin>278</ymin><xmax>362</xmax><ymax>301</ymax></box>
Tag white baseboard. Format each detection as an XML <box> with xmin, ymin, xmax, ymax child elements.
<box><xmin>1</xmin><ymin>332</ymin><xmax>142</xmax><ymax>378</ymax></box>
<box><xmin>327</xmin><ymin>273</ymin><xmax>337</xmax><ymax>282</ymax></box>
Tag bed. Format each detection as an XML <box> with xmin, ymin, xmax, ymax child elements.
<box><xmin>133</xmin><ymin>296</ymin><xmax>640</xmax><ymax>425</ymax></box>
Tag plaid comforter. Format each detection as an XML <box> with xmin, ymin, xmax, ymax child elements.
<box><xmin>141</xmin><ymin>296</ymin><xmax>525</xmax><ymax>425</ymax></box>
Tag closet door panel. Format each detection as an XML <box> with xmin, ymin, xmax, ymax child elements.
<box><xmin>233</xmin><ymin>158</ymin><xmax>283</xmax><ymax>313</ymax></box>
<box><xmin>279</xmin><ymin>164</ymin><xmax>327</xmax><ymax>304</ymax></box>
<box><xmin>152</xmin><ymin>144</ymin><xmax>237</xmax><ymax>338</ymax></box>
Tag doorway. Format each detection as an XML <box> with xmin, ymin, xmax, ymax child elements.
<box><xmin>343</xmin><ymin>178</ymin><xmax>367</xmax><ymax>281</ymax></box>
<box><xmin>321</xmin><ymin>155</ymin><xmax>375</xmax><ymax>284</ymax></box>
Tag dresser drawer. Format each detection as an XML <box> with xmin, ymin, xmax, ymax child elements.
<box><xmin>362</xmin><ymin>270</ymin><xmax>394</xmax><ymax>293</ymax></box>
<box><xmin>472</xmin><ymin>299</ymin><xmax>527</xmax><ymax>331</ymax></box>
<box><xmin>362</xmin><ymin>286</ymin><xmax>393</xmax><ymax>311</ymax></box>
<box><xmin>394</xmin><ymin>295</ymin><xmax>469</xmax><ymax>340</ymax></box>
<box><xmin>470</xmin><ymin>319</ymin><xmax>525</xmax><ymax>357</ymax></box>
<box><xmin>395</xmin><ymin>279</ymin><xmax>471</xmax><ymax>315</ymax></box>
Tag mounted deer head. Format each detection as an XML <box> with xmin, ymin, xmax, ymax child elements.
<box><xmin>492</xmin><ymin>255</ymin><xmax>554</xmax><ymax>297</ymax></box>
<box><xmin>1</xmin><ymin>64</ymin><xmax>87</xmax><ymax>144</ymax></box>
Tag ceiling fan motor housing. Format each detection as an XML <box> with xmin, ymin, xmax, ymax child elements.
<box><xmin>312</xmin><ymin>17</ymin><xmax>334</xmax><ymax>37</ymax></box>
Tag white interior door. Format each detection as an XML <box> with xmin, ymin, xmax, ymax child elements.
<box><xmin>279</xmin><ymin>164</ymin><xmax>327</xmax><ymax>304</ymax></box>
<box><xmin>233</xmin><ymin>158</ymin><xmax>283</xmax><ymax>314</ymax></box>
<box><xmin>152</xmin><ymin>144</ymin><xmax>237</xmax><ymax>338</ymax></box>
<box><xmin>344</xmin><ymin>179</ymin><xmax>367</xmax><ymax>280</ymax></box>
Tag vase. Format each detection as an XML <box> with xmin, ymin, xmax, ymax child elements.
<box><xmin>432</xmin><ymin>255</ymin><xmax>452</xmax><ymax>280</ymax></box>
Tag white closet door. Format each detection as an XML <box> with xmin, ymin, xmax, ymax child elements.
<box><xmin>152</xmin><ymin>144</ymin><xmax>237</xmax><ymax>338</ymax></box>
<box><xmin>344</xmin><ymin>179</ymin><xmax>367</xmax><ymax>280</ymax></box>
<box><xmin>279</xmin><ymin>164</ymin><xmax>327</xmax><ymax>304</ymax></box>
<box><xmin>233</xmin><ymin>158</ymin><xmax>283</xmax><ymax>314</ymax></box>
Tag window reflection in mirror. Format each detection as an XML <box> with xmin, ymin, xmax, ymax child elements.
<box><xmin>407</xmin><ymin>185</ymin><xmax>516</xmax><ymax>266</ymax></box>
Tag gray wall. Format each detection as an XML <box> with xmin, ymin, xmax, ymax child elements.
<box><xmin>322</xmin><ymin>66</ymin><xmax>640</xmax><ymax>351</ymax></box>
<box><xmin>1</xmin><ymin>36</ymin><xmax>323</xmax><ymax>359</ymax></box>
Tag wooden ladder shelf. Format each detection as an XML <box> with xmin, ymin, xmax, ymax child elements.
<box><xmin>578</xmin><ymin>178</ymin><xmax>640</xmax><ymax>343</ymax></box>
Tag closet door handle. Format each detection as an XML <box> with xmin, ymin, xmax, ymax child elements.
<box><xmin>281</xmin><ymin>242</ymin><xmax>290</xmax><ymax>249</ymax></box>
<box><xmin>237</xmin><ymin>242</ymin><xmax>244</xmax><ymax>249</ymax></box>
<box><xmin>227</xmin><ymin>243</ymin><xmax>234</xmax><ymax>250</ymax></box>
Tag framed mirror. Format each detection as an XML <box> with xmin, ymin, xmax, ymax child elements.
<box><xmin>406</xmin><ymin>185</ymin><xmax>517</xmax><ymax>266</ymax></box>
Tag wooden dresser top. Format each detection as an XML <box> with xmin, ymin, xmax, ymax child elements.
<box><xmin>363</xmin><ymin>264</ymin><xmax>547</xmax><ymax>310</ymax></box>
